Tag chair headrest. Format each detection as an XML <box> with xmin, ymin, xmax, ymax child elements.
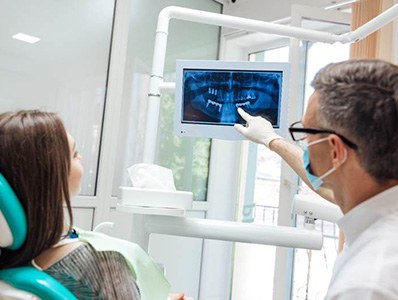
<box><xmin>0</xmin><ymin>173</ymin><xmax>27</xmax><ymax>250</ymax></box>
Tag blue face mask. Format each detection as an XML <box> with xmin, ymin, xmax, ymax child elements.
<box><xmin>300</xmin><ymin>138</ymin><xmax>340</xmax><ymax>190</ymax></box>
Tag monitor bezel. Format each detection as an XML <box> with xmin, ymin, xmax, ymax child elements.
<box><xmin>174</xmin><ymin>59</ymin><xmax>290</xmax><ymax>140</ymax></box>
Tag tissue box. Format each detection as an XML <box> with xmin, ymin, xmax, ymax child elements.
<box><xmin>119</xmin><ymin>187</ymin><xmax>193</xmax><ymax>210</ymax></box>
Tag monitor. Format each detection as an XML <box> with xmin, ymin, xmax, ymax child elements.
<box><xmin>174</xmin><ymin>60</ymin><xmax>290</xmax><ymax>140</ymax></box>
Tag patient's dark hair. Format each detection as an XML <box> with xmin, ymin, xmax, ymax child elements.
<box><xmin>0</xmin><ymin>110</ymin><xmax>73</xmax><ymax>268</ymax></box>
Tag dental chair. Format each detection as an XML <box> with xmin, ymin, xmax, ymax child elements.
<box><xmin>0</xmin><ymin>173</ymin><xmax>76</xmax><ymax>300</ymax></box>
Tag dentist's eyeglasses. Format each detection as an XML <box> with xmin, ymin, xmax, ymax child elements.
<box><xmin>288</xmin><ymin>121</ymin><xmax>358</xmax><ymax>149</ymax></box>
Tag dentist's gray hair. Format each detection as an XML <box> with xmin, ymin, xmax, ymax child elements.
<box><xmin>311</xmin><ymin>59</ymin><xmax>398</xmax><ymax>182</ymax></box>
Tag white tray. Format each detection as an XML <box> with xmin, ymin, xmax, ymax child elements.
<box><xmin>116</xmin><ymin>204</ymin><xmax>186</xmax><ymax>216</ymax></box>
<box><xmin>119</xmin><ymin>186</ymin><xmax>193</xmax><ymax>209</ymax></box>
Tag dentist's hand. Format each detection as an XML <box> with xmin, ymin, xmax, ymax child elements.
<box><xmin>234</xmin><ymin>108</ymin><xmax>282</xmax><ymax>148</ymax></box>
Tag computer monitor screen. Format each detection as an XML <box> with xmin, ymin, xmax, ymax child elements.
<box><xmin>174</xmin><ymin>60</ymin><xmax>290</xmax><ymax>140</ymax></box>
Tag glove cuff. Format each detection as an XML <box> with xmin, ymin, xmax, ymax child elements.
<box><xmin>264</xmin><ymin>134</ymin><xmax>282</xmax><ymax>148</ymax></box>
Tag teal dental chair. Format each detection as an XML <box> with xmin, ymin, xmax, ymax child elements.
<box><xmin>0</xmin><ymin>173</ymin><xmax>77</xmax><ymax>300</ymax></box>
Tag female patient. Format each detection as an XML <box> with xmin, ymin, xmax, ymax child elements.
<box><xmin>0</xmin><ymin>110</ymin><xmax>187</xmax><ymax>299</ymax></box>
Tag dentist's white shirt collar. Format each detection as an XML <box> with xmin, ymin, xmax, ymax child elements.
<box><xmin>337</xmin><ymin>184</ymin><xmax>398</xmax><ymax>246</ymax></box>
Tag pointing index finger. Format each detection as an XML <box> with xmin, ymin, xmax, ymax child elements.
<box><xmin>237</xmin><ymin>108</ymin><xmax>253</xmax><ymax>121</ymax></box>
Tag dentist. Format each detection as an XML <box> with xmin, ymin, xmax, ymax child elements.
<box><xmin>235</xmin><ymin>59</ymin><xmax>398</xmax><ymax>299</ymax></box>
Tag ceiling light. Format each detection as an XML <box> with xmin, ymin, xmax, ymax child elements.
<box><xmin>12</xmin><ymin>33</ymin><xmax>40</xmax><ymax>44</ymax></box>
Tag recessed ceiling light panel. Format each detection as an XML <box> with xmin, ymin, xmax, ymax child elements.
<box><xmin>12</xmin><ymin>33</ymin><xmax>40</xmax><ymax>44</ymax></box>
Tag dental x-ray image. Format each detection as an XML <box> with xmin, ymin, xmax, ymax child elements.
<box><xmin>182</xmin><ymin>69</ymin><xmax>283</xmax><ymax>126</ymax></box>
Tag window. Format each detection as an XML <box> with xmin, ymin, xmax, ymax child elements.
<box><xmin>291</xmin><ymin>40</ymin><xmax>349</xmax><ymax>300</ymax></box>
<box><xmin>232</xmin><ymin>45</ymin><xmax>289</xmax><ymax>300</ymax></box>
<box><xmin>158</xmin><ymin>73</ymin><xmax>211</xmax><ymax>201</ymax></box>
<box><xmin>108</xmin><ymin>2</ymin><xmax>222</xmax><ymax>297</ymax></box>
<box><xmin>111</xmin><ymin>0</ymin><xmax>221</xmax><ymax>201</ymax></box>
<box><xmin>231</xmin><ymin>8</ymin><xmax>351</xmax><ymax>299</ymax></box>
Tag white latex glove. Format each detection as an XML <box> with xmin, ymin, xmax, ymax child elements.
<box><xmin>234</xmin><ymin>108</ymin><xmax>282</xmax><ymax>147</ymax></box>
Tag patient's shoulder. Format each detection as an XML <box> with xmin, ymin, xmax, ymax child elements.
<box><xmin>44</xmin><ymin>242</ymin><xmax>141</xmax><ymax>299</ymax></box>
<box><xmin>33</xmin><ymin>239</ymin><xmax>83</xmax><ymax>270</ymax></box>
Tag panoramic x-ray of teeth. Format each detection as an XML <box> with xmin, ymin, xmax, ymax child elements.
<box><xmin>182</xmin><ymin>70</ymin><xmax>282</xmax><ymax>125</ymax></box>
